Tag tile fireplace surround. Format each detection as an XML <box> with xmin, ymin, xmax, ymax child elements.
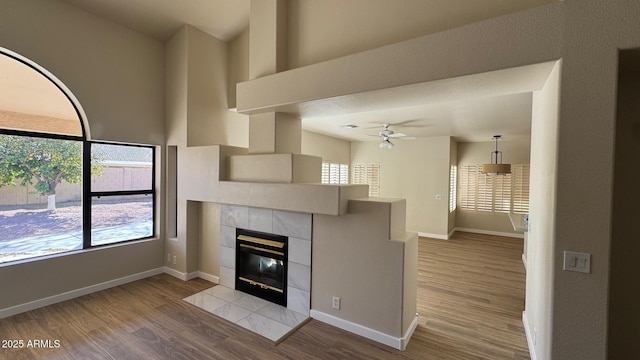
<box><xmin>219</xmin><ymin>204</ymin><xmax>312</xmax><ymax>317</ymax></box>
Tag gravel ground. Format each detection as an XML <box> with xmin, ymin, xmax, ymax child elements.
<box><xmin>0</xmin><ymin>201</ymin><xmax>152</xmax><ymax>241</ymax></box>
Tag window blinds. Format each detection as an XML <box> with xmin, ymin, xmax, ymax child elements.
<box><xmin>352</xmin><ymin>163</ymin><xmax>380</xmax><ymax>197</ymax></box>
<box><xmin>459</xmin><ymin>164</ymin><xmax>529</xmax><ymax>214</ymax></box>
<box><xmin>321</xmin><ymin>162</ymin><xmax>349</xmax><ymax>184</ymax></box>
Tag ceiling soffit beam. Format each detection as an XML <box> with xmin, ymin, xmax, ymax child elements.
<box><xmin>236</xmin><ymin>3</ymin><xmax>562</xmax><ymax>116</ymax></box>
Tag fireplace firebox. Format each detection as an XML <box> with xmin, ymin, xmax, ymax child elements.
<box><xmin>235</xmin><ymin>228</ymin><xmax>288</xmax><ymax>306</ymax></box>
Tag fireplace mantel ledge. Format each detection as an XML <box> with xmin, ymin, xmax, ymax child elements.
<box><xmin>179</xmin><ymin>145</ymin><xmax>370</xmax><ymax>216</ymax></box>
<box><xmin>184</xmin><ymin>180</ymin><xmax>369</xmax><ymax>216</ymax></box>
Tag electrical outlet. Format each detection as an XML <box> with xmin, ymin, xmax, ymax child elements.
<box><xmin>172</xmin><ymin>255</ymin><xmax>177</xmax><ymax>265</ymax></box>
<box><xmin>167</xmin><ymin>253</ymin><xmax>171</xmax><ymax>263</ymax></box>
<box><xmin>332</xmin><ymin>296</ymin><xmax>340</xmax><ymax>310</ymax></box>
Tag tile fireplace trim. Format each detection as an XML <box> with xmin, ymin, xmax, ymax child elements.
<box><xmin>220</xmin><ymin>204</ymin><xmax>312</xmax><ymax>316</ymax></box>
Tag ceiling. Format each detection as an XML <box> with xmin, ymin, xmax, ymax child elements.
<box><xmin>60</xmin><ymin>0</ymin><xmax>250</xmax><ymax>42</ymax></box>
<box><xmin>52</xmin><ymin>0</ymin><xmax>553</xmax><ymax>143</ymax></box>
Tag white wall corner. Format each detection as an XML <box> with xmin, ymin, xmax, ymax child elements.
<box><xmin>522</xmin><ymin>311</ymin><xmax>538</xmax><ymax>360</ymax></box>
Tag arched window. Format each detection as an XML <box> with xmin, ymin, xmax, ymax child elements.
<box><xmin>0</xmin><ymin>49</ymin><xmax>154</xmax><ymax>264</ymax></box>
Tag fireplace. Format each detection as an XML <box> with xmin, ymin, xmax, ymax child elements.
<box><xmin>235</xmin><ymin>228</ymin><xmax>288</xmax><ymax>306</ymax></box>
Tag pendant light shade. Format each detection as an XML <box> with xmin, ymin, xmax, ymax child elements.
<box><xmin>482</xmin><ymin>135</ymin><xmax>511</xmax><ymax>175</ymax></box>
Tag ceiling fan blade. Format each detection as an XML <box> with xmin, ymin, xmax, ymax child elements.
<box><xmin>398</xmin><ymin>136</ymin><xmax>417</xmax><ymax>140</ymax></box>
<box><xmin>390</xmin><ymin>119</ymin><xmax>429</xmax><ymax>127</ymax></box>
<box><xmin>388</xmin><ymin>132</ymin><xmax>407</xmax><ymax>138</ymax></box>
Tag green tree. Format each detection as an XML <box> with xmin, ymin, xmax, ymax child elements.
<box><xmin>0</xmin><ymin>134</ymin><xmax>101</xmax><ymax>210</ymax></box>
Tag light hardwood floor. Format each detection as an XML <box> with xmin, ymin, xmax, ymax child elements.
<box><xmin>0</xmin><ymin>232</ymin><xmax>529</xmax><ymax>359</ymax></box>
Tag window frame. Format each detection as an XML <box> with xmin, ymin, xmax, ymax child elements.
<box><xmin>0</xmin><ymin>48</ymin><xmax>156</xmax><ymax>264</ymax></box>
<box><xmin>0</xmin><ymin>129</ymin><xmax>156</xmax><ymax>261</ymax></box>
<box><xmin>84</xmin><ymin>141</ymin><xmax>156</xmax><ymax>248</ymax></box>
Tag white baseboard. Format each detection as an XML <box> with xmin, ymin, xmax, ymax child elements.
<box><xmin>454</xmin><ymin>227</ymin><xmax>524</xmax><ymax>239</ymax></box>
<box><xmin>401</xmin><ymin>313</ymin><xmax>420</xmax><ymax>350</ymax></box>
<box><xmin>163</xmin><ymin>267</ymin><xmax>202</xmax><ymax>281</ymax></box>
<box><xmin>163</xmin><ymin>267</ymin><xmax>220</xmax><ymax>284</ymax></box>
<box><xmin>310</xmin><ymin>310</ymin><xmax>419</xmax><ymax>351</ymax></box>
<box><xmin>163</xmin><ymin>266</ymin><xmax>189</xmax><ymax>280</ymax></box>
<box><xmin>0</xmin><ymin>267</ymin><xmax>164</xmax><ymax>320</ymax></box>
<box><xmin>196</xmin><ymin>271</ymin><xmax>220</xmax><ymax>284</ymax></box>
<box><xmin>417</xmin><ymin>232</ymin><xmax>448</xmax><ymax>240</ymax></box>
<box><xmin>522</xmin><ymin>311</ymin><xmax>538</xmax><ymax>360</ymax></box>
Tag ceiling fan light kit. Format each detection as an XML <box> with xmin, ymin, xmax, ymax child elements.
<box><xmin>377</xmin><ymin>123</ymin><xmax>412</xmax><ymax>149</ymax></box>
<box><xmin>482</xmin><ymin>135</ymin><xmax>511</xmax><ymax>175</ymax></box>
<box><xmin>379</xmin><ymin>139</ymin><xmax>394</xmax><ymax>149</ymax></box>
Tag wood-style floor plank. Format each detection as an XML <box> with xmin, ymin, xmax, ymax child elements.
<box><xmin>0</xmin><ymin>231</ymin><xmax>529</xmax><ymax>359</ymax></box>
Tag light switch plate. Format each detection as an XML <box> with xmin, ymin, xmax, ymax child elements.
<box><xmin>563</xmin><ymin>251</ymin><xmax>591</xmax><ymax>273</ymax></box>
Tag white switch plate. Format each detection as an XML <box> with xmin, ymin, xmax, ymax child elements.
<box><xmin>563</xmin><ymin>251</ymin><xmax>591</xmax><ymax>273</ymax></box>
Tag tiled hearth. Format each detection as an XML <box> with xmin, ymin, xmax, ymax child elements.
<box><xmin>205</xmin><ymin>204</ymin><xmax>312</xmax><ymax>340</ymax></box>
<box><xmin>184</xmin><ymin>285</ymin><xmax>308</xmax><ymax>342</ymax></box>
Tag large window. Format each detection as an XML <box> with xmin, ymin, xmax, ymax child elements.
<box><xmin>0</xmin><ymin>133</ymin><xmax>155</xmax><ymax>263</ymax></box>
<box><xmin>0</xmin><ymin>50</ymin><xmax>155</xmax><ymax>264</ymax></box>
<box><xmin>459</xmin><ymin>164</ymin><xmax>529</xmax><ymax>214</ymax></box>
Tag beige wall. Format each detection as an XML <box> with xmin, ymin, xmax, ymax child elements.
<box><xmin>227</xmin><ymin>28</ymin><xmax>249</xmax><ymax>109</ymax></box>
<box><xmin>456</xmin><ymin>140</ymin><xmax>531</xmax><ymax>235</ymax></box>
<box><xmin>351</xmin><ymin>137</ymin><xmax>452</xmax><ymax>237</ymax></box>
<box><xmin>301</xmin><ymin>130</ymin><xmax>351</xmax><ymax>164</ymax></box>
<box><xmin>165</xmin><ymin>28</ymin><xmax>188</xmax><ymax>146</ymax></box>
<box><xmin>165</xmin><ymin>25</ymin><xmax>252</xmax><ymax>276</ymax></box>
<box><xmin>0</xmin><ymin>0</ymin><xmax>165</xmax><ymax>145</ymax></box>
<box><xmin>166</xmin><ymin>26</ymin><xmax>249</xmax><ymax>148</ymax></box>
<box><xmin>312</xmin><ymin>199</ymin><xmax>417</xmax><ymax>339</ymax></box>
<box><xmin>0</xmin><ymin>239</ymin><xmax>163</xmax><ymax>311</ymax></box>
<box><xmin>551</xmin><ymin>2</ymin><xmax>640</xmax><ymax>359</ymax></box>
<box><xmin>199</xmin><ymin>202</ymin><xmax>221</xmax><ymax>277</ymax></box>
<box><xmin>286</xmin><ymin>0</ymin><xmax>555</xmax><ymax>69</ymax></box>
<box><xmin>186</xmin><ymin>26</ymin><xmax>249</xmax><ymax>148</ymax></box>
<box><xmin>0</xmin><ymin>0</ymin><xmax>165</xmax><ymax>313</ymax></box>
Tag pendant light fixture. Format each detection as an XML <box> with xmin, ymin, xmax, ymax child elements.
<box><xmin>482</xmin><ymin>135</ymin><xmax>511</xmax><ymax>175</ymax></box>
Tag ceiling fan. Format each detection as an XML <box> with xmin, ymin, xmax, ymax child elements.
<box><xmin>375</xmin><ymin>123</ymin><xmax>416</xmax><ymax>149</ymax></box>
